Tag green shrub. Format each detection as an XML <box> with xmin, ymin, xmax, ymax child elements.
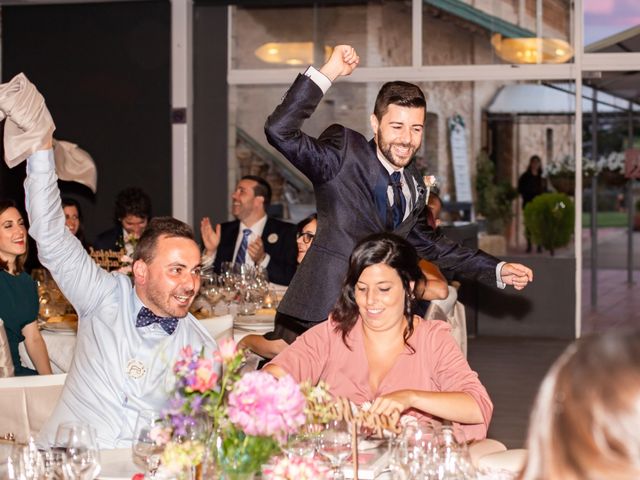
<box><xmin>475</xmin><ymin>151</ymin><xmax>517</xmax><ymax>234</ymax></box>
<box><xmin>524</xmin><ymin>193</ymin><xmax>574</xmax><ymax>255</ymax></box>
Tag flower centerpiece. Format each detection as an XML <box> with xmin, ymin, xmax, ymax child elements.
<box><xmin>152</xmin><ymin>339</ymin><xmax>308</xmax><ymax>479</ymax></box>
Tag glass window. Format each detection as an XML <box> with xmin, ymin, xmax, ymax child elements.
<box><xmin>423</xmin><ymin>0</ymin><xmax>573</xmax><ymax>65</ymax></box>
<box><xmin>230</xmin><ymin>1</ymin><xmax>411</xmax><ymax>70</ymax></box>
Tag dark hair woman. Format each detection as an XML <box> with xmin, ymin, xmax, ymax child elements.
<box><xmin>295</xmin><ymin>213</ymin><xmax>317</xmax><ymax>264</ymax></box>
<box><xmin>61</xmin><ymin>197</ymin><xmax>90</xmax><ymax>251</ymax></box>
<box><xmin>0</xmin><ymin>200</ymin><xmax>52</xmax><ymax>376</ymax></box>
<box><xmin>266</xmin><ymin>232</ymin><xmax>492</xmax><ymax>441</ymax></box>
<box><xmin>239</xmin><ymin>213</ymin><xmax>319</xmax><ymax>361</ymax></box>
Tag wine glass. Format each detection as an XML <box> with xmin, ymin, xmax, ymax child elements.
<box><xmin>132</xmin><ymin>410</ymin><xmax>165</xmax><ymax>478</ymax></box>
<box><xmin>317</xmin><ymin>420</ymin><xmax>352</xmax><ymax>480</ymax></box>
<box><xmin>282</xmin><ymin>429</ymin><xmax>317</xmax><ymax>459</ymax></box>
<box><xmin>437</xmin><ymin>424</ymin><xmax>476</xmax><ymax>479</ymax></box>
<box><xmin>61</xmin><ymin>424</ymin><xmax>100</xmax><ymax>480</ymax></box>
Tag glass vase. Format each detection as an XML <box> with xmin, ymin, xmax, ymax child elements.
<box><xmin>211</xmin><ymin>428</ymin><xmax>278</xmax><ymax>480</ymax></box>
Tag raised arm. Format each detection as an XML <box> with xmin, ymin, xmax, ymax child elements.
<box><xmin>25</xmin><ymin>147</ymin><xmax>117</xmax><ymax>318</ymax></box>
<box><xmin>264</xmin><ymin>45</ymin><xmax>360</xmax><ymax>185</ymax></box>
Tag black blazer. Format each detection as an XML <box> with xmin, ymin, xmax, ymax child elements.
<box><xmin>212</xmin><ymin>218</ymin><xmax>298</xmax><ymax>286</ymax></box>
<box><xmin>265</xmin><ymin>74</ymin><xmax>499</xmax><ymax>323</ymax></box>
<box><xmin>93</xmin><ymin>226</ymin><xmax>123</xmax><ymax>252</ymax></box>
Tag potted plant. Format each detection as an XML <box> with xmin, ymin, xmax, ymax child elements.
<box><xmin>523</xmin><ymin>193</ymin><xmax>574</xmax><ymax>256</ymax></box>
<box><xmin>475</xmin><ymin>151</ymin><xmax>517</xmax><ymax>235</ymax></box>
<box><xmin>475</xmin><ymin>151</ymin><xmax>517</xmax><ymax>256</ymax></box>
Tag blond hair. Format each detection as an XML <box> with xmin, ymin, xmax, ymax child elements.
<box><xmin>519</xmin><ymin>331</ymin><xmax>640</xmax><ymax>480</ymax></box>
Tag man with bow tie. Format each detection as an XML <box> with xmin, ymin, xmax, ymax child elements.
<box><xmin>18</xmin><ymin>124</ymin><xmax>218</xmax><ymax>447</ymax></box>
<box><xmin>259</xmin><ymin>45</ymin><xmax>533</xmax><ymax>351</ymax></box>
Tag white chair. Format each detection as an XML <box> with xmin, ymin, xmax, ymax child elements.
<box><xmin>0</xmin><ymin>319</ymin><xmax>15</xmax><ymax>377</ymax></box>
<box><xmin>199</xmin><ymin>314</ymin><xmax>234</xmax><ymax>342</ymax></box>
<box><xmin>469</xmin><ymin>438</ymin><xmax>507</xmax><ymax>466</ymax></box>
<box><xmin>0</xmin><ymin>373</ymin><xmax>66</xmax><ymax>443</ymax></box>
<box><xmin>424</xmin><ymin>300</ymin><xmax>468</xmax><ymax>358</ymax></box>
<box><xmin>477</xmin><ymin>448</ymin><xmax>528</xmax><ymax>475</ymax></box>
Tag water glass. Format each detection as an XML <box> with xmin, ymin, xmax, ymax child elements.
<box><xmin>132</xmin><ymin>410</ymin><xmax>165</xmax><ymax>478</ymax></box>
<box><xmin>282</xmin><ymin>430</ymin><xmax>316</xmax><ymax>459</ymax></box>
<box><xmin>436</xmin><ymin>424</ymin><xmax>476</xmax><ymax>479</ymax></box>
<box><xmin>317</xmin><ymin>420</ymin><xmax>352</xmax><ymax>480</ymax></box>
<box><xmin>60</xmin><ymin>424</ymin><xmax>100</xmax><ymax>479</ymax></box>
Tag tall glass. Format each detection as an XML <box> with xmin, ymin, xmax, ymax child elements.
<box><xmin>132</xmin><ymin>410</ymin><xmax>165</xmax><ymax>478</ymax></box>
<box><xmin>60</xmin><ymin>424</ymin><xmax>100</xmax><ymax>480</ymax></box>
<box><xmin>317</xmin><ymin>419</ymin><xmax>352</xmax><ymax>480</ymax></box>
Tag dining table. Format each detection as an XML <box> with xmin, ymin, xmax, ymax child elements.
<box><xmin>18</xmin><ymin>310</ymin><xmax>276</xmax><ymax>374</ymax></box>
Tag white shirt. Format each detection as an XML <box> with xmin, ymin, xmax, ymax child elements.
<box><xmin>232</xmin><ymin>215</ymin><xmax>270</xmax><ymax>267</ymax></box>
<box><xmin>26</xmin><ymin>150</ymin><xmax>219</xmax><ymax>449</ymax></box>
<box><xmin>203</xmin><ymin>215</ymin><xmax>271</xmax><ymax>269</ymax></box>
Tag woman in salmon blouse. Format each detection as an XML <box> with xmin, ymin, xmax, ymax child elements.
<box><xmin>265</xmin><ymin>232</ymin><xmax>492</xmax><ymax>441</ymax></box>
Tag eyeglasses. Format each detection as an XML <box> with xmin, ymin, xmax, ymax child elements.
<box><xmin>296</xmin><ymin>232</ymin><xmax>315</xmax><ymax>244</ymax></box>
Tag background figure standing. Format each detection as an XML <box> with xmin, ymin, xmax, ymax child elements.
<box><xmin>263</xmin><ymin>44</ymin><xmax>533</xmax><ymax>348</ymax></box>
<box><xmin>518</xmin><ymin>155</ymin><xmax>546</xmax><ymax>253</ymax></box>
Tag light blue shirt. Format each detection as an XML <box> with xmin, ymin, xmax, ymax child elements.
<box><xmin>26</xmin><ymin>149</ymin><xmax>218</xmax><ymax>449</ymax></box>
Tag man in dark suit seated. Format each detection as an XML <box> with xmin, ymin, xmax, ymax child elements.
<box><xmin>94</xmin><ymin>187</ymin><xmax>152</xmax><ymax>255</ymax></box>
<box><xmin>258</xmin><ymin>44</ymin><xmax>533</xmax><ymax>353</ymax></box>
<box><xmin>200</xmin><ymin>175</ymin><xmax>297</xmax><ymax>286</ymax></box>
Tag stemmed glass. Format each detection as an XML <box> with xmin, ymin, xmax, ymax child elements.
<box><xmin>317</xmin><ymin>419</ymin><xmax>352</xmax><ymax>480</ymax></box>
<box><xmin>59</xmin><ymin>424</ymin><xmax>100</xmax><ymax>480</ymax></box>
<box><xmin>436</xmin><ymin>424</ymin><xmax>476</xmax><ymax>479</ymax></box>
<box><xmin>388</xmin><ymin>423</ymin><xmax>441</xmax><ymax>480</ymax></box>
<box><xmin>132</xmin><ymin>410</ymin><xmax>165</xmax><ymax>479</ymax></box>
<box><xmin>7</xmin><ymin>439</ymin><xmax>46</xmax><ymax>480</ymax></box>
<box><xmin>282</xmin><ymin>428</ymin><xmax>317</xmax><ymax>459</ymax></box>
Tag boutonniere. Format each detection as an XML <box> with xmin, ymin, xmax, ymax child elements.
<box><xmin>423</xmin><ymin>175</ymin><xmax>438</xmax><ymax>206</ymax></box>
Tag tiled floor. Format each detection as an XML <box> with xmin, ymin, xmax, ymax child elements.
<box><xmin>467</xmin><ymin>229</ymin><xmax>639</xmax><ymax>448</ymax></box>
<box><xmin>582</xmin><ymin>268</ymin><xmax>640</xmax><ymax>333</ymax></box>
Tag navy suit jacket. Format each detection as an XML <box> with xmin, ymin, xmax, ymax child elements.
<box><xmin>93</xmin><ymin>226</ymin><xmax>123</xmax><ymax>252</ymax></box>
<box><xmin>265</xmin><ymin>74</ymin><xmax>499</xmax><ymax>323</ymax></box>
<box><xmin>212</xmin><ymin>218</ymin><xmax>298</xmax><ymax>286</ymax></box>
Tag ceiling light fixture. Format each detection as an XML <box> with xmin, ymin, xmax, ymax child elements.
<box><xmin>491</xmin><ymin>34</ymin><xmax>574</xmax><ymax>64</ymax></box>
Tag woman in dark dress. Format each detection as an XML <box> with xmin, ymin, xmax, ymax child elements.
<box><xmin>518</xmin><ymin>155</ymin><xmax>547</xmax><ymax>253</ymax></box>
<box><xmin>0</xmin><ymin>200</ymin><xmax>52</xmax><ymax>376</ymax></box>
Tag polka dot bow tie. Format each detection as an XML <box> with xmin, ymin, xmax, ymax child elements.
<box><xmin>136</xmin><ymin>307</ymin><xmax>178</xmax><ymax>335</ymax></box>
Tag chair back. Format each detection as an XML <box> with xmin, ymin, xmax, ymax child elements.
<box><xmin>0</xmin><ymin>319</ymin><xmax>15</xmax><ymax>377</ymax></box>
<box><xmin>0</xmin><ymin>373</ymin><xmax>66</xmax><ymax>443</ymax></box>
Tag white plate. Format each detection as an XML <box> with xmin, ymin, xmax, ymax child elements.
<box><xmin>234</xmin><ymin>314</ymin><xmax>274</xmax><ymax>328</ymax></box>
<box><xmin>41</xmin><ymin>322</ymin><xmax>77</xmax><ymax>335</ymax></box>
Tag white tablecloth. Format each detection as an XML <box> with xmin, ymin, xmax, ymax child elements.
<box><xmin>19</xmin><ymin>312</ymin><xmax>275</xmax><ymax>374</ymax></box>
<box><xmin>98</xmin><ymin>448</ymin><xmax>138</xmax><ymax>480</ymax></box>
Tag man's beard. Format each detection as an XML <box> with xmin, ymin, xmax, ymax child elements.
<box><xmin>377</xmin><ymin>129</ymin><xmax>419</xmax><ymax>168</ymax></box>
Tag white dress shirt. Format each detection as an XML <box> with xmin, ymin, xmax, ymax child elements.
<box><xmin>26</xmin><ymin>149</ymin><xmax>218</xmax><ymax>449</ymax></box>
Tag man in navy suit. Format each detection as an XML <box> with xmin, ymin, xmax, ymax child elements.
<box><xmin>258</xmin><ymin>44</ymin><xmax>533</xmax><ymax>351</ymax></box>
<box><xmin>201</xmin><ymin>175</ymin><xmax>297</xmax><ymax>286</ymax></box>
